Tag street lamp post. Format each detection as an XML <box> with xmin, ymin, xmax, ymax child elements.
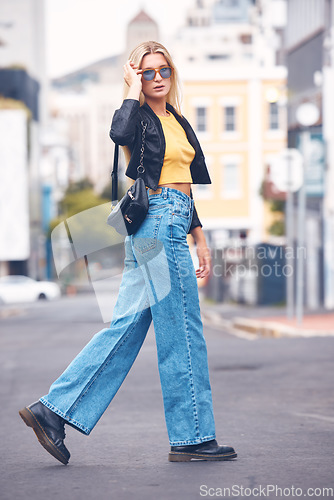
<box><xmin>295</xmin><ymin>103</ymin><xmax>320</xmax><ymax>326</ymax></box>
<box><xmin>270</xmin><ymin>148</ymin><xmax>303</xmax><ymax>321</ymax></box>
<box><xmin>286</xmin><ymin>153</ymin><xmax>294</xmax><ymax>320</ymax></box>
<box><xmin>295</xmin><ymin>131</ymin><xmax>307</xmax><ymax>326</ymax></box>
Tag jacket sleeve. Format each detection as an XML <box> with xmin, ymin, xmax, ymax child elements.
<box><xmin>109</xmin><ymin>99</ymin><xmax>140</xmax><ymax>146</ymax></box>
<box><xmin>188</xmin><ymin>189</ymin><xmax>203</xmax><ymax>234</ymax></box>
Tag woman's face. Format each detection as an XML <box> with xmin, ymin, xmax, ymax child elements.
<box><xmin>140</xmin><ymin>53</ymin><xmax>172</xmax><ymax>101</ymax></box>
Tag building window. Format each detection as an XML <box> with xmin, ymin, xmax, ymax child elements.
<box><xmin>224</xmin><ymin>106</ymin><xmax>236</xmax><ymax>131</ymax></box>
<box><xmin>240</xmin><ymin>33</ymin><xmax>252</xmax><ymax>44</ymax></box>
<box><xmin>269</xmin><ymin>102</ymin><xmax>279</xmax><ymax>130</ymax></box>
<box><xmin>196</xmin><ymin>107</ymin><xmax>207</xmax><ymax>132</ymax></box>
<box><xmin>207</xmin><ymin>54</ymin><xmax>230</xmax><ymax>60</ymax></box>
<box><xmin>219</xmin><ymin>0</ymin><xmax>239</xmax><ymax>5</ymax></box>
<box><xmin>222</xmin><ymin>162</ymin><xmax>241</xmax><ymax>198</ymax></box>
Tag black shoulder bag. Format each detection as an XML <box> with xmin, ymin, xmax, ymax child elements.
<box><xmin>107</xmin><ymin>121</ymin><xmax>149</xmax><ymax>236</ymax></box>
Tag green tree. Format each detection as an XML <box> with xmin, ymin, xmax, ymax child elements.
<box><xmin>100</xmin><ymin>179</ymin><xmax>127</xmax><ymax>201</ymax></box>
<box><xmin>259</xmin><ymin>180</ymin><xmax>286</xmax><ymax>236</ymax></box>
<box><xmin>48</xmin><ymin>178</ymin><xmax>110</xmax><ymax>237</ymax></box>
<box><xmin>267</xmin><ymin>200</ymin><xmax>285</xmax><ymax>236</ymax></box>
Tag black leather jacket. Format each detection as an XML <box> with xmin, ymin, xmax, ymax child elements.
<box><xmin>109</xmin><ymin>99</ymin><xmax>211</xmax><ymax>232</ymax></box>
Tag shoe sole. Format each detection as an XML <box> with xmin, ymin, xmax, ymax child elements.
<box><xmin>168</xmin><ymin>451</ymin><xmax>237</xmax><ymax>462</ymax></box>
<box><xmin>19</xmin><ymin>407</ymin><xmax>69</xmax><ymax>465</ymax></box>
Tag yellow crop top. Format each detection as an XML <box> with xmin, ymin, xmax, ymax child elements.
<box><xmin>157</xmin><ymin>112</ymin><xmax>195</xmax><ymax>184</ymax></box>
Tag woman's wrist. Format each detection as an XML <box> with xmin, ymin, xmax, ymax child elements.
<box><xmin>126</xmin><ymin>83</ymin><xmax>142</xmax><ymax>100</ymax></box>
<box><xmin>191</xmin><ymin>226</ymin><xmax>211</xmax><ymax>278</ymax></box>
<box><xmin>190</xmin><ymin>226</ymin><xmax>207</xmax><ymax>246</ymax></box>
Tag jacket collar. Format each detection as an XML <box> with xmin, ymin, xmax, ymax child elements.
<box><xmin>142</xmin><ymin>101</ymin><xmax>183</xmax><ymax>121</ymax></box>
<box><xmin>141</xmin><ymin>101</ymin><xmax>198</xmax><ymax>155</ymax></box>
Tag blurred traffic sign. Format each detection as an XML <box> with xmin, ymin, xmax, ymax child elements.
<box><xmin>302</xmin><ymin>133</ymin><xmax>325</xmax><ymax>197</ymax></box>
<box><xmin>296</xmin><ymin>102</ymin><xmax>320</xmax><ymax>127</ymax></box>
<box><xmin>270</xmin><ymin>148</ymin><xmax>303</xmax><ymax>193</ymax></box>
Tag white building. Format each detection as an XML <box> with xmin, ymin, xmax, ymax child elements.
<box><xmin>0</xmin><ymin>0</ymin><xmax>48</xmax><ymax>278</ymax></box>
<box><xmin>0</xmin><ymin>0</ymin><xmax>48</xmax><ymax>125</ymax></box>
<box><xmin>285</xmin><ymin>0</ymin><xmax>334</xmax><ymax>310</ymax></box>
<box><xmin>172</xmin><ymin>0</ymin><xmax>287</xmax><ymax>69</ymax></box>
<box><xmin>48</xmin><ymin>10</ymin><xmax>159</xmax><ymax>193</ymax></box>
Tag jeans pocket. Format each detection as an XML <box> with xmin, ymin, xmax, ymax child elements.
<box><xmin>173</xmin><ymin>199</ymin><xmax>190</xmax><ymax>219</ymax></box>
<box><xmin>132</xmin><ymin>215</ymin><xmax>162</xmax><ymax>254</ymax></box>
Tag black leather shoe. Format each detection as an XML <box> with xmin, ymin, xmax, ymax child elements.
<box><xmin>19</xmin><ymin>401</ymin><xmax>70</xmax><ymax>465</ymax></box>
<box><xmin>168</xmin><ymin>439</ymin><xmax>237</xmax><ymax>462</ymax></box>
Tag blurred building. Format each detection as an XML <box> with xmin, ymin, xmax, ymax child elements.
<box><xmin>181</xmin><ymin>67</ymin><xmax>286</xmax><ymax>245</ymax></box>
<box><xmin>42</xmin><ymin>1</ymin><xmax>292</xmax><ymax>304</ymax></box>
<box><xmin>285</xmin><ymin>0</ymin><xmax>334</xmax><ymax>310</ymax></box>
<box><xmin>0</xmin><ymin>0</ymin><xmax>47</xmax><ymax>278</ymax></box>
<box><xmin>48</xmin><ymin>2</ymin><xmax>287</xmax><ymax>246</ymax></box>
<box><xmin>172</xmin><ymin>0</ymin><xmax>287</xmax><ymax>246</ymax></box>
<box><xmin>174</xmin><ymin>0</ymin><xmax>286</xmax><ymax>67</ymax></box>
<box><xmin>0</xmin><ymin>0</ymin><xmax>48</xmax><ymax>123</ymax></box>
<box><xmin>48</xmin><ymin>10</ymin><xmax>159</xmax><ymax>193</ymax></box>
<box><xmin>126</xmin><ymin>9</ymin><xmax>159</xmax><ymax>55</ymax></box>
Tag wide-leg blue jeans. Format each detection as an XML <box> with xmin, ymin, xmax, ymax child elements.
<box><xmin>40</xmin><ymin>187</ymin><xmax>216</xmax><ymax>446</ymax></box>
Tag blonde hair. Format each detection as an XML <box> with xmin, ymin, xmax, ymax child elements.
<box><xmin>124</xmin><ymin>41</ymin><xmax>182</xmax><ymax>114</ymax></box>
<box><xmin>122</xmin><ymin>41</ymin><xmax>182</xmax><ymax>167</ymax></box>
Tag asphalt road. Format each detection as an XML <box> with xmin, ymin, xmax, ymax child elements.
<box><xmin>1</xmin><ymin>293</ymin><xmax>334</xmax><ymax>500</ymax></box>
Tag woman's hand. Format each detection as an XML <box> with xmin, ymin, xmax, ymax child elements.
<box><xmin>191</xmin><ymin>226</ymin><xmax>211</xmax><ymax>279</ymax></box>
<box><xmin>123</xmin><ymin>60</ymin><xmax>142</xmax><ymax>90</ymax></box>
<box><xmin>195</xmin><ymin>244</ymin><xmax>211</xmax><ymax>279</ymax></box>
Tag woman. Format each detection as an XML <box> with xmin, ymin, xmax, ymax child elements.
<box><xmin>19</xmin><ymin>41</ymin><xmax>237</xmax><ymax>464</ymax></box>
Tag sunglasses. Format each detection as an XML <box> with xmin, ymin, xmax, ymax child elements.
<box><xmin>141</xmin><ymin>66</ymin><xmax>172</xmax><ymax>81</ymax></box>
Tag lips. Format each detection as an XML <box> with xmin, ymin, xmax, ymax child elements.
<box><xmin>154</xmin><ymin>85</ymin><xmax>164</xmax><ymax>90</ymax></box>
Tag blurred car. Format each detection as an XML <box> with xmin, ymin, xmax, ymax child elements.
<box><xmin>0</xmin><ymin>275</ymin><xmax>61</xmax><ymax>304</ymax></box>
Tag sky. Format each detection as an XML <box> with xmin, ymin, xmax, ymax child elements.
<box><xmin>45</xmin><ymin>0</ymin><xmax>194</xmax><ymax>78</ymax></box>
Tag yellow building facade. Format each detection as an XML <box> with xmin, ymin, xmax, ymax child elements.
<box><xmin>182</xmin><ymin>69</ymin><xmax>287</xmax><ymax>244</ymax></box>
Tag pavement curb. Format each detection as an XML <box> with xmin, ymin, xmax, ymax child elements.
<box><xmin>0</xmin><ymin>307</ymin><xmax>25</xmax><ymax>319</ymax></box>
<box><xmin>202</xmin><ymin>309</ymin><xmax>334</xmax><ymax>339</ymax></box>
<box><xmin>231</xmin><ymin>317</ymin><xmax>334</xmax><ymax>338</ymax></box>
<box><xmin>202</xmin><ymin>311</ymin><xmax>260</xmax><ymax>340</ymax></box>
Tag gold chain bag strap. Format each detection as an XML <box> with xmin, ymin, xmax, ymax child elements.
<box><xmin>107</xmin><ymin>121</ymin><xmax>149</xmax><ymax>235</ymax></box>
